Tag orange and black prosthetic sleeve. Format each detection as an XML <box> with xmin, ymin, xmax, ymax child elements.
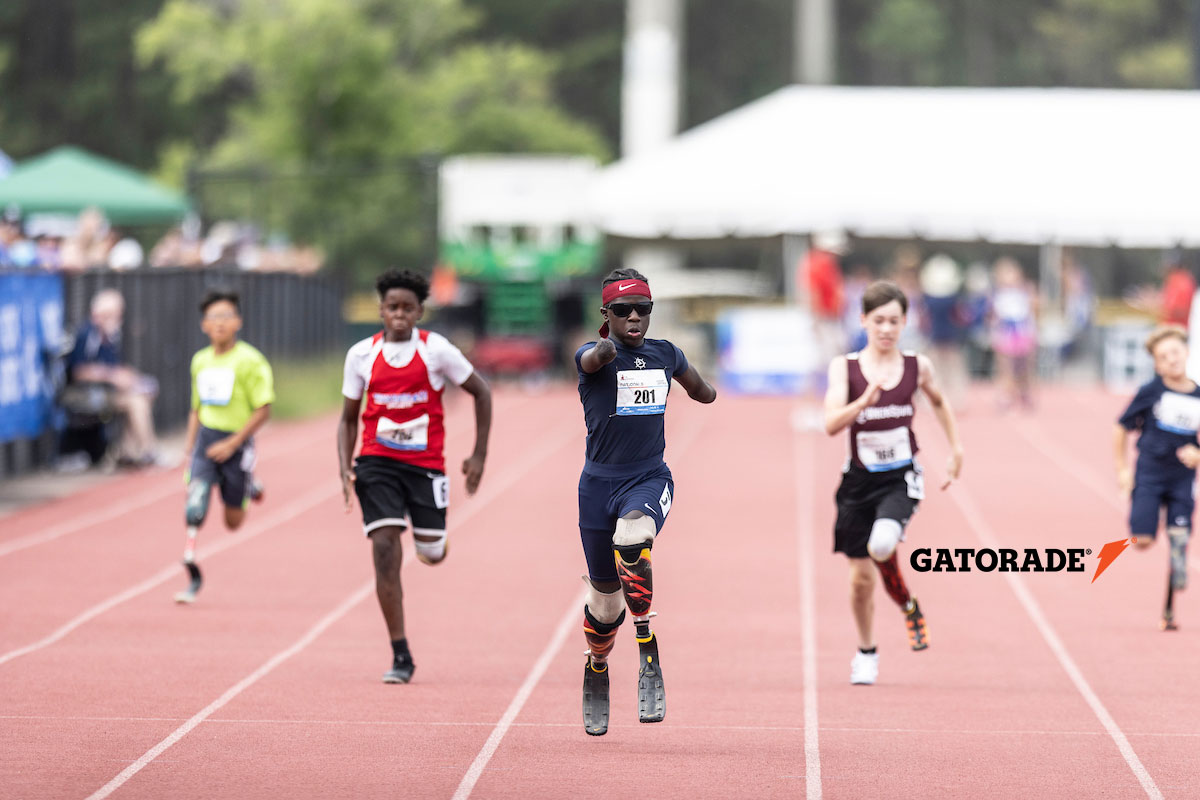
<box><xmin>614</xmin><ymin>543</ymin><xmax>654</xmax><ymax>617</ymax></box>
<box><xmin>583</xmin><ymin>605</ymin><xmax>625</xmax><ymax>663</ymax></box>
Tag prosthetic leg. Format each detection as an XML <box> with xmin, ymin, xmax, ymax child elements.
<box><xmin>614</xmin><ymin>515</ymin><xmax>665</xmax><ymax>723</ymax></box>
<box><xmin>175</xmin><ymin>480</ymin><xmax>210</xmax><ymax>604</ymax></box>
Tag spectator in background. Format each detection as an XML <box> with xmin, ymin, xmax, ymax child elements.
<box><xmin>842</xmin><ymin>261</ymin><xmax>874</xmax><ymax>352</ymax></box>
<box><xmin>67</xmin><ymin>289</ymin><xmax>162</xmax><ymax>466</ymax></box>
<box><xmin>990</xmin><ymin>257</ymin><xmax>1038</xmax><ymax>411</ymax></box>
<box><xmin>800</xmin><ymin>230</ymin><xmax>848</xmax><ymax>372</ymax></box>
<box><xmin>106</xmin><ymin>228</ymin><xmax>145</xmax><ymax>271</ymax></box>
<box><xmin>886</xmin><ymin>245</ymin><xmax>926</xmax><ymax>352</ymax></box>
<box><xmin>919</xmin><ymin>254</ymin><xmax>968</xmax><ymax>410</ymax></box>
<box><xmin>1160</xmin><ymin>250</ymin><xmax>1195</xmax><ymax>330</ymax></box>
<box><xmin>1061</xmin><ymin>250</ymin><xmax>1095</xmax><ymax>359</ymax></box>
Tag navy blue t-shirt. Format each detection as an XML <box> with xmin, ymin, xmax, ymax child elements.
<box><xmin>67</xmin><ymin>321</ymin><xmax>122</xmax><ymax>379</ymax></box>
<box><xmin>576</xmin><ymin>337</ymin><xmax>689</xmax><ymax>477</ymax></box>
<box><xmin>1118</xmin><ymin>375</ymin><xmax>1200</xmax><ymax>476</ymax></box>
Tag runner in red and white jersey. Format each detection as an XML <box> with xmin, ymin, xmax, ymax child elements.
<box><xmin>337</xmin><ymin>269</ymin><xmax>492</xmax><ymax>684</ymax></box>
<box><xmin>824</xmin><ymin>280</ymin><xmax>963</xmax><ymax>686</ymax></box>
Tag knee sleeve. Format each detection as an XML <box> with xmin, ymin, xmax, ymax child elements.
<box><xmin>585</xmin><ymin>581</ymin><xmax>625</xmax><ymax>624</ymax></box>
<box><xmin>413</xmin><ymin>527</ymin><xmax>448</xmax><ymax>564</ymax></box>
<box><xmin>867</xmin><ymin>518</ymin><xmax>903</xmax><ymax>562</ymax></box>
<box><xmin>185</xmin><ymin>481</ymin><xmax>212</xmax><ymax>527</ymax></box>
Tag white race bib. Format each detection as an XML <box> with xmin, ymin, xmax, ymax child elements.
<box><xmin>1156</xmin><ymin>392</ymin><xmax>1200</xmax><ymax>435</ymax></box>
<box><xmin>196</xmin><ymin>367</ymin><xmax>235</xmax><ymax>406</ymax></box>
<box><xmin>856</xmin><ymin>427</ymin><xmax>913</xmax><ymax>472</ymax></box>
<box><xmin>376</xmin><ymin>414</ymin><xmax>429</xmax><ymax>451</ymax></box>
<box><xmin>616</xmin><ymin>369</ymin><xmax>668</xmax><ymax>416</ymax></box>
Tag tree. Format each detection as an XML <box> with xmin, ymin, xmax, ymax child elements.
<box><xmin>137</xmin><ymin>0</ymin><xmax>608</xmax><ymax>285</ymax></box>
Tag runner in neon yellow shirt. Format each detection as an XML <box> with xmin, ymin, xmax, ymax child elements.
<box><xmin>175</xmin><ymin>289</ymin><xmax>275</xmax><ymax>603</ymax></box>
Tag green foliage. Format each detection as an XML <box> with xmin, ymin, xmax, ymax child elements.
<box><xmin>270</xmin><ymin>354</ymin><xmax>348</xmax><ymax>420</ymax></box>
<box><xmin>861</xmin><ymin>0</ymin><xmax>949</xmax><ymax>85</ymax></box>
<box><xmin>136</xmin><ymin>0</ymin><xmax>609</xmax><ymax>287</ymax></box>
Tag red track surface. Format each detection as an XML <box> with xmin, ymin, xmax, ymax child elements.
<box><xmin>1</xmin><ymin>383</ymin><xmax>1196</xmax><ymax>798</ymax></box>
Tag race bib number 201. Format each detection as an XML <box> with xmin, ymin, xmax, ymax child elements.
<box><xmin>616</xmin><ymin>369</ymin><xmax>668</xmax><ymax>416</ymax></box>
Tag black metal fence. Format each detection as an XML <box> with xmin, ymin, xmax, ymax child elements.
<box><xmin>2</xmin><ymin>268</ymin><xmax>343</xmax><ymax>479</ymax></box>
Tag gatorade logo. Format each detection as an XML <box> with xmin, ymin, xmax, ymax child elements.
<box><xmin>909</xmin><ymin>540</ymin><xmax>1132</xmax><ymax>583</ymax></box>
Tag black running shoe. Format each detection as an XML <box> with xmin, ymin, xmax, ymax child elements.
<box><xmin>249</xmin><ymin>479</ymin><xmax>265</xmax><ymax>504</ymax></box>
<box><xmin>174</xmin><ymin>561</ymin><xmax>203</xmax><ymax>604</ymax></box>
<box><xmin>1162</xmin><ymin>609</ymin><xmax>1179</xmax><ymax>631</ymax></box>
<box><xmin>637</xmin><ymin>632</ymin><xmax>665</xmax><ymax>723</ymax></box>
<box><xmin>383</xmin><ymin>655</ymin><xmax>415</xmax><ymax>684</ymax></box>
<box><xmin>905</xmin><ymin>598</ymin><xmax>929</xmax><ymax>651</ymax></box>
<box><xmin>582</xmin><ymin>658</ymin><xmax>610</xmax><ymax>736</ymax></box>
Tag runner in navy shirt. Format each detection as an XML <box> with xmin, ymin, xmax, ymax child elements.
<box><xmin>1114</xmin><ymin>325</ymin><xmax>1200</xmax><ymax>628</ymax></box>
<box><xmin>575</xmin><ymin>268</ymin><xmax>716</xmax><ymax>736</ymax></box>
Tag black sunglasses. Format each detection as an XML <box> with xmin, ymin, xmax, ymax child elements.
<box><xmin>607</xmin><ymin>301</ymin><xmax>653</xmax><ymax>317</ymax></box>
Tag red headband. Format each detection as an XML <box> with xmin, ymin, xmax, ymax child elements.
<box><xmin>599</xmin><ymin>279</ymin><xmax>652</xmax><ymax>337</ymax></box>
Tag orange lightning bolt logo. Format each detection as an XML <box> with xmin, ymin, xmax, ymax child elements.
<box><xmin>1092</xmin><ymin>538</ymin><xmax>1135</xmax><ymax>583</ymax></box>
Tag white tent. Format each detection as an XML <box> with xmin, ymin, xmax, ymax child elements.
<box><xmin>590</xmin><ymin>85</ymin><xmax>1200</xmax><ymax>247</ymax></box>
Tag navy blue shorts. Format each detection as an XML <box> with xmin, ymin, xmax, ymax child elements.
<box><xmin>1129</xmin><ymin>469</ymin><xmax>1195</xmax><ymax>536</ymax></box>
<box><xmin>189</xmin><ymin>426</ymin><xmax>256</xmax><ymax>508</ymax></box>
<box><xmin>578</xmin><ymin>463</ymin><xmax>674</xmax><ymax>583</ymax></box>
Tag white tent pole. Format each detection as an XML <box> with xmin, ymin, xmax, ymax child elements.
<box><xmin>795</xmin><ymin>0</ymin><xmax>836</xmax><ymax>84</ymax></box>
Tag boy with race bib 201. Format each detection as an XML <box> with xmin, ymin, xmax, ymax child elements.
<box><xmin>575</xmin><ymin>269</ymin><xmax>716</xmax><ymax>735</ymax></box>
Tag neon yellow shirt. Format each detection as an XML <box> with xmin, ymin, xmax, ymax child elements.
<box><xmin>191</xmin><ymin>341</ymin><xmax>275</xmax><ymax>432</ymax></box>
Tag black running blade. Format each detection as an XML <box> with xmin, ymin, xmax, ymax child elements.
<box><xmin>637</xmin><ymin>639</ymin><xmax>665</xmax><ymax>724</ymax></box>
<box><xmin>175</xmin><ymin>562</ymin><xmax>203</xmax><ymax>604</ymax></box>
<box><xmin>582</xmin><ymin>662</ymin><xmax>610</xmax><ymax>736</ymax></box>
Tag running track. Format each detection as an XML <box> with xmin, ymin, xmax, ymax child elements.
<box><xmin>1</xmin><ymin>383</ymin><xmax>1197</xmax><ymax>798</ymax></box>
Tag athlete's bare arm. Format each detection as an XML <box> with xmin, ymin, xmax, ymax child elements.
<box><xmin>579</xmin><ymin>339</ymin><xmax>617</xmax><ymax>374</ymax></box>
<box><xmin>675</xmin><ymin>365</ymin><xmax>716</xmax><ymax>403</ymax></box>
<box><xmin>337</xmin><ymin>396</ymin><xmax>361</xmax><ymax>510</ymax></box>
<box><xmin>206</xmin><ymin>404</ymin><xmax>271</xmax><ymax>464</ymax></box>
<box><xmin>459</xmin><ymin>371</ymin><xmax>492</xmax><ymax>495</ymax></box>
<box><xmin>917</xmin><ymin>354</ymin><xmax>963</xmax><ymax>488</ymax></box>
<box><xmin>824</xmin><ymin>356</ymin><xmax>884</xmax><ymax>436</ymax></box>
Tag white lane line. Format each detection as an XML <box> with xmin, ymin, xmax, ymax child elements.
<box><xmin>0</xmin><ymin>425</ymin><xmax>331</xmax><ymax>559</ymax></box>
<box><xmin>80</xmin><ymin>421</ymin><xmax>581</xmax><ymax>797</ymax></box>
<box><xmin>0</xmin><ymin>486</ymin><xmax>337</xmax><ymax>667</ymax></box>
<box><xmin>451</xmin><ymin>591</ymin><xmax>584</xmax><ymax>800</ymax></box>
<box><xmin>946</xmin><ymin>478</ymin><xmax>1163</xmax><ymax>800</ymax></box>
<box><xmin>452</xmin><ymin>408</ymin><xmax>712</xmax><ymax>798</ymax></box>
<box><xmin>794</xmin><ymin>424</ymin><xmax>822</xmax><ymax>800</ymax></box>
<box><xmin>84</xmin><ymin>582</ymin><xmax>374</xmax><ymax>800</ymax></box>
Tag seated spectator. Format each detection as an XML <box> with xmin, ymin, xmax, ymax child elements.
<box><xmin>65</xmin><ymin>289</ymin><xmax>162</xmax><ymax>466</ymax></box>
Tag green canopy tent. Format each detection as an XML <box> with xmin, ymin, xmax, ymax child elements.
<box><xmin>0</xmin><ymin>146</ymin><xmax>190</xmax><ymax>225</ymax></box>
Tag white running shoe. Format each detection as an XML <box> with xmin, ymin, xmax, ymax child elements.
<box><xmin>850</xmin><ymin>650</ymin><xmax>879</xmax><ymax>685</ymax></box>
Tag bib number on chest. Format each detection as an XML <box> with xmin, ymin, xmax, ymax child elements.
<box><xmin>376</xmin><ymin>414</ymin><xmax>429</xmax><ymax>452</ymax></box>
<box><xmin>616</xmin><ymin>369</ymin><xmax>668</xmax><ymax>416</ymax></box>
<box><xmin>1156</xmin><ymin>392</ymin><xmax>1200</xmax><ymax>435</ymax></box>
<box><xmin>196</xmin><ymin>367</ymin><xmax>235</xmax><ymax>407</ymax></box>
<box><xmin>856</xmin><ymin>427</ymin><xmax>913</xmax><ymax>472</ymax></box>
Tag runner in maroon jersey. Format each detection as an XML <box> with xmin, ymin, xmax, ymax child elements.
<box><xmin>824</xmin><ymin>280</ymin><xmax>963</xmax><ymax>685</ymax></box>
<box><xmin>337</xmin><ymin>269</ymin><xmax>492</xmax><ymax>684</ymax></box>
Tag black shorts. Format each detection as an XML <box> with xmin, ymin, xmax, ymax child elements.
<box><xmin>189</xmin><ymin>426</ymin><xmax>256</xmax><ymax>508</ymax></box>
<box><xmin>353</xmin><ymin>455</ymin><xmax>448</xmax><ymax>536</ymax></box>
<box><xmin>834</xmin><ymin>462</ymin><xmax>923</xmax><ymax>558</ymax></box>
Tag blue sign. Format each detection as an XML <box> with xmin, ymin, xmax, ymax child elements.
<box><xmin>0</xmin><ymin>272</ymin><xmax>64</xmax><ymax>442</ymax></box>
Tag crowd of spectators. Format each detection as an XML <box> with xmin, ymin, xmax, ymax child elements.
<box><xmin>0</xmin><ymin>206</ymin><xmax>323</xmax><ymax>273</ymax></box>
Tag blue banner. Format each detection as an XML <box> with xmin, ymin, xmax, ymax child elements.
<box><xmin>0</xmin><ymin>272</ymin><xmax>64</xmax><ymax>442</ymax></box>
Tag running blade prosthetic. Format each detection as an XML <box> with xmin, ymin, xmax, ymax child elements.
<box><xmin>174</xmin><ymin>561</ymin><xmax>203</xmax><ymax>604</ymax></box>
<box><xmin>637</xmin><ymin>631</ymin><xmax>665</xmax><ymax>723</ymax></box>
<box><xmin>582</xmin><ymin>659</ymin><xmax>610</xmax><ymax>736</ymax></box>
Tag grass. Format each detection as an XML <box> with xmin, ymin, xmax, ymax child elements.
<box><xmin>270</xmin><ymin>354</ymin><xmax>348</xmax><ymax>420</ymax></box>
